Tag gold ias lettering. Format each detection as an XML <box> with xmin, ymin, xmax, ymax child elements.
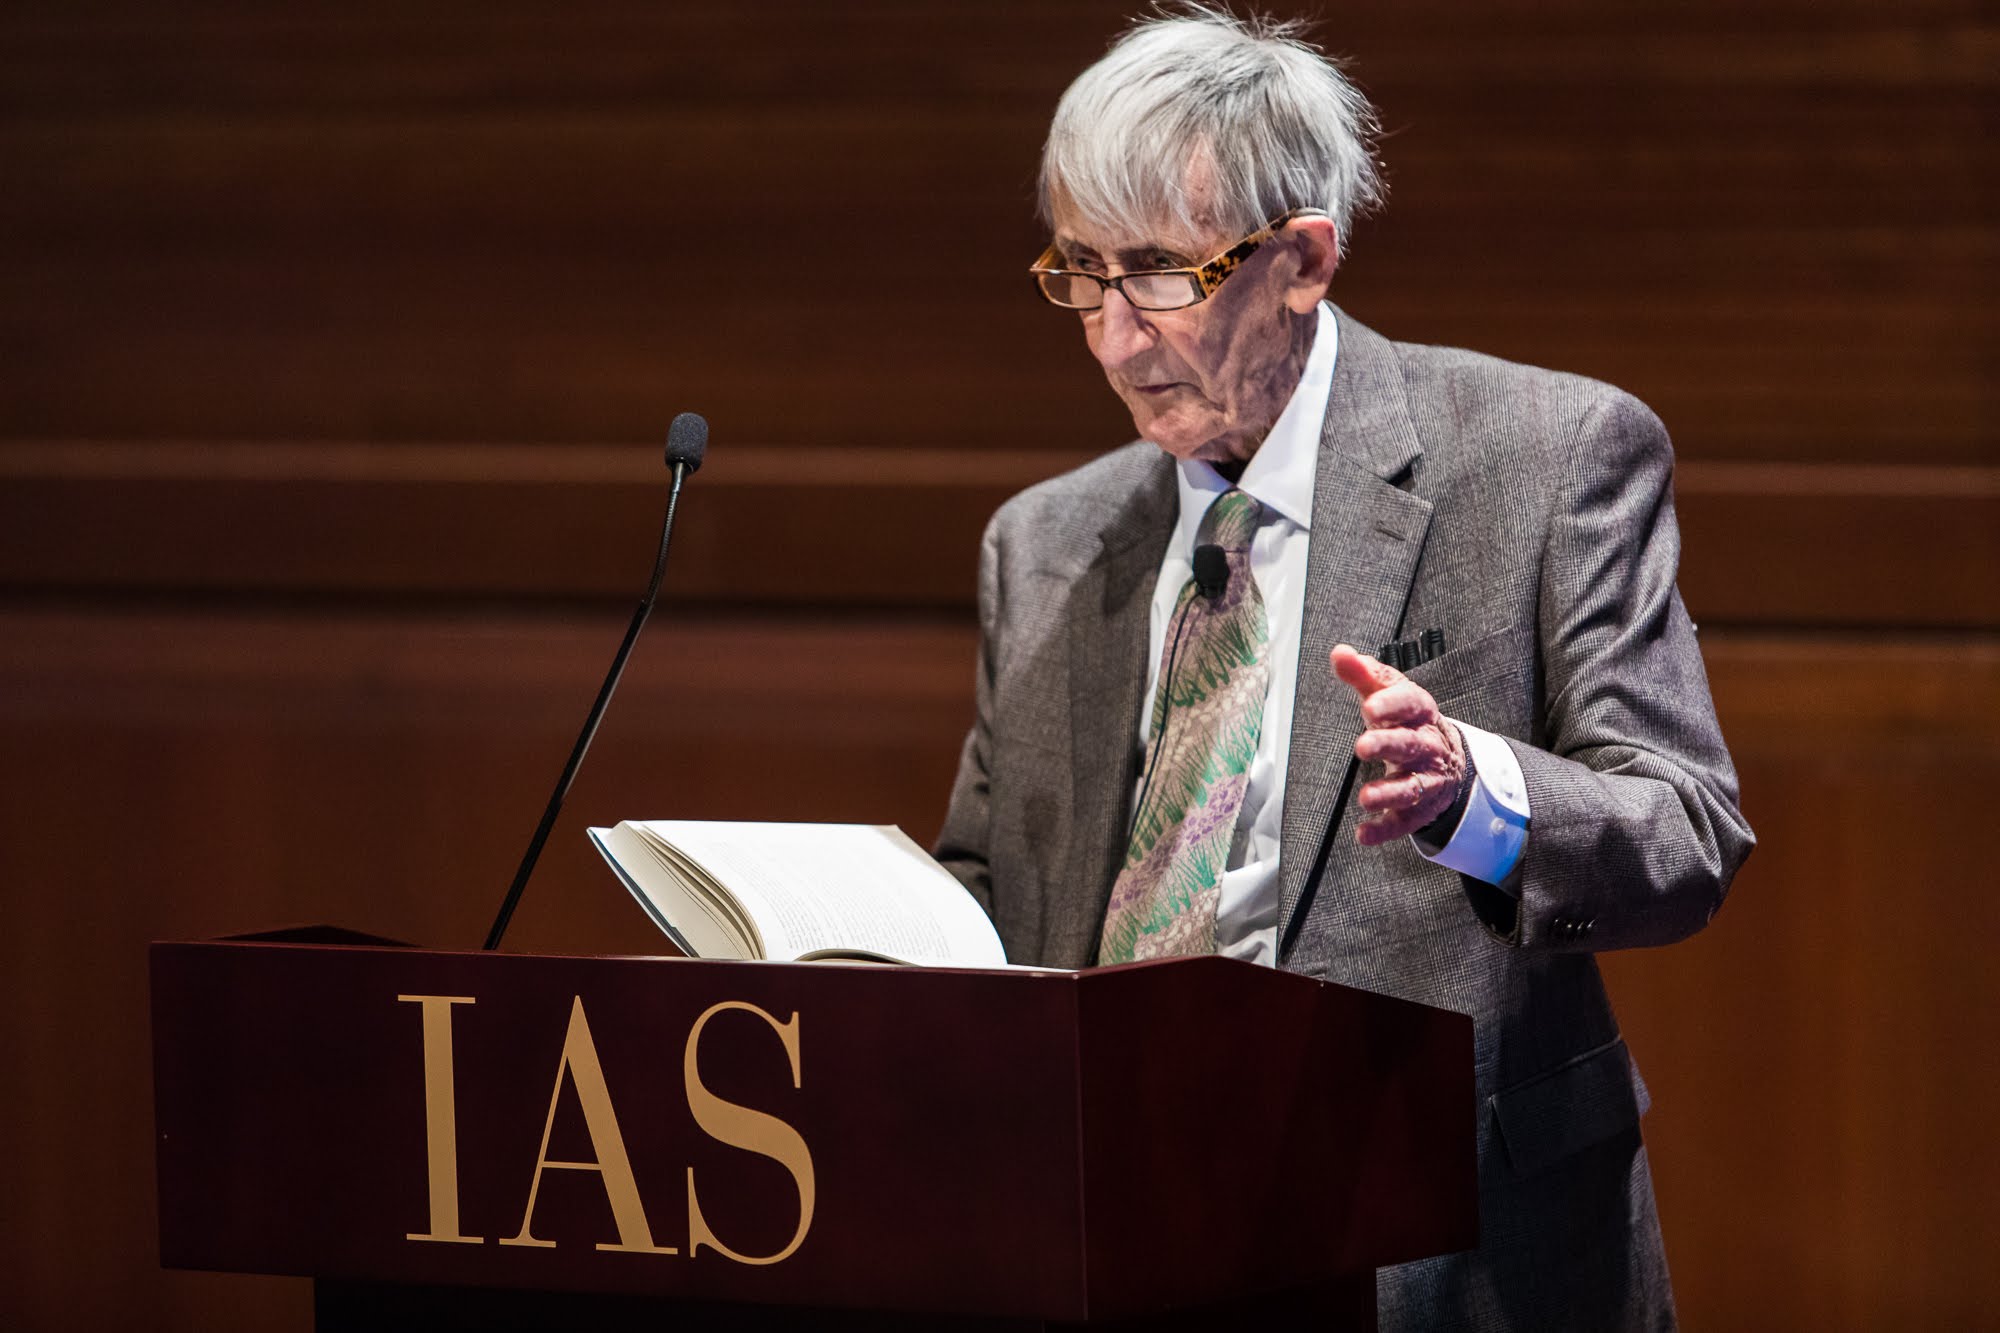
<box><xmin>401</xmin><ymin>991</ymin><xmax>813</xmax><ymax>1263</ymax></box>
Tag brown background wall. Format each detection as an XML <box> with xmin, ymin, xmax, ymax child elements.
<box><xmin>1</xmin><ymin>2</ymin><xmax>1993</xmax><ymax>1329</ymax></box>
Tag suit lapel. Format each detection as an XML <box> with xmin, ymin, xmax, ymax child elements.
<box><xmin>1278</xmin><ymin>311</ymin><xmax>1434</xmax><ymax>950</ymax></box>
<box><xmin>1058</xmin><ymin>454</ymin><xmax>1177</xmax><ymax>965</ymax></box>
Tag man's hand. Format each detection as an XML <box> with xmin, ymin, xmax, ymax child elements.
<box><xmin>1330</xmin><ymin>643</ymin><xmax>1469</xmax><ymax>846</ymax></box>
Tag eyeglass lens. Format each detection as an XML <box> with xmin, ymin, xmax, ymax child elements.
<box><xmin>1038</xmin><ymin>270</ymin><xmax>1203</xmax><ymax>311</ymax></box>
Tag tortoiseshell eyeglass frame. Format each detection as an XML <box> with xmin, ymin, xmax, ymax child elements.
<box><xmin>1028</xmin><ymin>206</ymin><xmax>1331</xmax><ymax>311</ymax></box>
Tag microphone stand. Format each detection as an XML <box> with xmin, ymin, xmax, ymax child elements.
<box><xmin>482</xmin><ymin>456</ymin><xmax>694</xmax><ymax>951</ymax></box>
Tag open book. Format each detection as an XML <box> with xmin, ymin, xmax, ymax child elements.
<box><xmin>588</xmin><ymin>820</ymin><xmax>1008</xmax><ymax>968</ymax></box>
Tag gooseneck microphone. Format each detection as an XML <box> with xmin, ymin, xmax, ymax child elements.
<box><xmin>482</xmin><ymin>412</ymin><xmax>709</xmax><ymax>950</ymax></box>
<box><xmin>1192</xmin><ymin>544</ymin><xmax>1229</xmax><ymax>600</ymax></box>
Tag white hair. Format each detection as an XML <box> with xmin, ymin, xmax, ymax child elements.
<box><xmin>1039</xmin><ymin>5</ymin><xmax>1385</xmax><ymax>256</ymax></box>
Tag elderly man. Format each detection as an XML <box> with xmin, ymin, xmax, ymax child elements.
<box><xmin>933</xmin><ymin>8</ymin><xmax>1753</xmax><ymax>1330</ymax></box>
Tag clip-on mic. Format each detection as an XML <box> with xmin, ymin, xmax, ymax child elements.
<box><xmin>1192</xmin><ymin>544</ymin><xmax>1229</xmax><ymax>600</ymax></box>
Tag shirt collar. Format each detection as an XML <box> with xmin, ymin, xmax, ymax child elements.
<box><xmin>1170</xmin><ymin>301</ymin><xmax>1338</xmax><ymax>551</ymax></box>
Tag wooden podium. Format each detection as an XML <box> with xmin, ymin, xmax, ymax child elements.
<box><xmin>151</xmin><ymin>937</ymin><xmax>1476</xmax><ymax>1330</ymax></box>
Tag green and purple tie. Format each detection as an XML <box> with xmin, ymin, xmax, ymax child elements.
<box><xmin>1099</xmin><ymin>489</ymin><xmax>1269</xmax><ymax>964</ymax></box>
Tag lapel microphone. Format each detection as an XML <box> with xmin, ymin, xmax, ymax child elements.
<box><xmin>1192</xmin><ymin>544</ymin><xmax>1229</xmax><ymax>600</ymax></box>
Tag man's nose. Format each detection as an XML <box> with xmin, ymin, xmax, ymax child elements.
<box><xmin>1090</xmin><ymin>286</ymin><xmax>1156</xmax><ymax>368</ymax></box>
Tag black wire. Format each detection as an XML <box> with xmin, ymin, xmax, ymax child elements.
<box><xmin>1126</xmin><ymin>583</ymin><xmax>1203</xmax><ymax>838</ymax></box>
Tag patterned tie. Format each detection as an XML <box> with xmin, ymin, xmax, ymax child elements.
<box><xmin>1099</xmin><ymin>489</ymin><xmax>1270</xmax><ymax>963</ymax></box>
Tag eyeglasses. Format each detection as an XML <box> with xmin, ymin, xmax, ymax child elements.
<box><xmin>1029</xmin><ymin>207</ymin><xmax>1329</xmax><ymax>312</ymax></box>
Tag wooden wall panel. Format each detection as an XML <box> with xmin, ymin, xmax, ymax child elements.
<box><xmin>2</xmin><ymin>2</ymin><xmax>1990</xmax><ymax>462</ymax></box>
<box><xmin>3</xmin><ymin>444</ymin><xmax>1995</xmax><ymax>627</ymax></box>
<box><xmin>1602</xmin><ymin>635</ymin><xmax>2000</xmax><ymax>1329</ymax></box>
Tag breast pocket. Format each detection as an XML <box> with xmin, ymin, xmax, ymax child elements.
<box><xmin>1402</xmin><ymin>626</ymin><xmax>1538</xmax><ymax>737</ymax></box>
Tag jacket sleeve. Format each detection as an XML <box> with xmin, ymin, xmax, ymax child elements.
<box><xmin>1461</xmin><ymin>388</ymin><xmax>1755</xmax><ymax>950</ymax></box>
<box><xmin>932</xmin><ymin>515</ymin><xmax>1002</xmax><ymax>915</ymax></box>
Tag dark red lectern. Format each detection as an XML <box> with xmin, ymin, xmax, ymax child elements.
<box><xmin>151</xmin><ymin>940</ymin><xmax>1475</xmax><ymax>1330</ymax></box>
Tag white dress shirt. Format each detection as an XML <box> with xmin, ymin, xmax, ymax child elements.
<box><xmin>1136</xmin><ymin>303</ymin><xmax>1529</xmax><ymax>966</ymax></box>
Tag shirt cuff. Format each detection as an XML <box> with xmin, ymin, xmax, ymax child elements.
<box><xmin>1412</xmin><ymin>722</ymin><xmax>1530</xmax><ymax>890</ymax></box>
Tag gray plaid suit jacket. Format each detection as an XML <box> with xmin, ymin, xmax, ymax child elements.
<box><xmin>934</xmin><ymin>307</ymin><xmax>1754</xmax><ymax>1330</ymax></box>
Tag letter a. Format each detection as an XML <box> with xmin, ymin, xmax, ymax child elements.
<box><xmin>500</xmin><ymin>996</ymin><xmax>676</xmax><ymax>1254</ymax></box>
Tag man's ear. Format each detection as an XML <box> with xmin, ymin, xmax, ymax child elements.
<box><xmin>1282</xmin><ymin>216</ymin><xmax>1342</xmax><ymax>314</ymax></box>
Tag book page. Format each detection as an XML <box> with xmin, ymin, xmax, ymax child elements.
<box><xmin>632</xmin><ymin>821</ymin><xmax>1006</xmax><ymax>968</ymax></box>
<box><xmin>587</xmin><ymin>824</ymin><xmax>753</xmax><ymax>959</ymax></box>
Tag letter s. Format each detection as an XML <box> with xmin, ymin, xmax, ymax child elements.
<box><xmin>682</xmin><ymin>1001</ymin><xmax>815</xmax><ymax>1265</ymax></box>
